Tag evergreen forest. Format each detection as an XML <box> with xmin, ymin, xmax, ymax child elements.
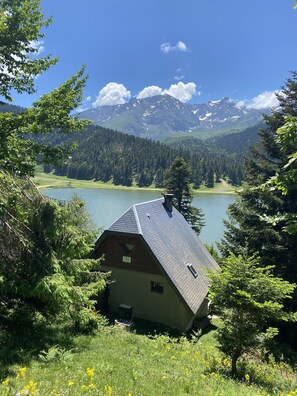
<box><xmin>31</xmin><ymin>124</ymin><xmax>245</xmax><ymax>188</ymax></box>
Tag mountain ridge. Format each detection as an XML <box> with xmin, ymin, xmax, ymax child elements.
<box><xmin>78</xmin><ymin>94</ymin><xmax>267</xmax><ymax>139</ymax></box>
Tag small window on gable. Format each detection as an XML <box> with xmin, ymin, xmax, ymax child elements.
<box><xmin>187</xmin><ymin>263</ymin><xmax>198</xmax><ymax>278</ymax></box>
<box><xmin>151</xmin><ymin>281</ymin><xmax>164</xmax><ymax>294</ymax></box>
<box><xmin>120</xmin><ymin>243</ymin><xmax>136</xmax><ymax>255</ymax></box>
<box><xmin>122</xmin><ymin>256</ymin><xmax>131</xmax><ymax>263</ymax></box>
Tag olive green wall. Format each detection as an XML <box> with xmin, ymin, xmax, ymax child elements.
<box><xmin>102</xmin><ymin>266</ymin><xmax>206</xmax><ymax>332</ymax></box>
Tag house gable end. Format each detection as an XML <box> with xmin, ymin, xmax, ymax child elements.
<box><xmin>94</xmin><ymin>232</ymin><xmax>163</xmax><ymax>276</ymax></box>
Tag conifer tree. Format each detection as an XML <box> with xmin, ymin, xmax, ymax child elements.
<box><xmin>164</xmin><ymin>157</ymin><xmax>205</xmax><ymax>234</ymax></box>
<box><xmin>220</xmin><ymin>73</ymin><xmax>297</xmax><ymax>314</ymax></box>
<box><xmin>209</xmin><ymin>252</ymin><xmax>295</xmax><ymax>375</ymax></box>
<box><xmin>0</xmin><ymin>0</ymin><xmax>105</xmax><ymax>333</ymax></box>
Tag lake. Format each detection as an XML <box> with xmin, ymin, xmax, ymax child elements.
<box><xmin>43</xmin><ymin>188</ymin><xmax>236</xmax><ymax>245</ymax></box>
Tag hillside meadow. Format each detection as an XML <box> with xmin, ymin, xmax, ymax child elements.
<box><xmin>1</xmin><ymin>320</ymin><xmax>297</xmax><ymax>396</ymax></box>
<box><xmin>33</xmin><ymin>172</ymin><xmax>237</xmax><ymax>194</ymax></box>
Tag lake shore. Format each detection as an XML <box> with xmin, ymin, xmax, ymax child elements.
<box><xmin>34</xmin><ymin>172</ymin><xmax>239</xmax><ymax>195</ymax></box>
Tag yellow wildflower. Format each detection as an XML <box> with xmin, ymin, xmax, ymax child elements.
<box><xmin>105</xmin><ymin>385</ymin><xmax>113</xmax><ymax>396</ymax></box>
<box><xmin>68</xmin><ymin>381</ymin><xmax>75</xmax><ymax>386</ymax></box>
<box><xmin>245</xmin><ymin>373</ymin><xmax>250</xmax><ymax>382</ymax></box>
<box><xmin>1</xmin><ymin>378</ymin><xmax>9</xmax><ymax>386</ymax></box>
<box><xmin>16</xmin><ymin>367</ymin><xmax>27</xmax><ymax>380</ymax></box>
<box><xmin>86</xmin><ymin>367</ymin><xmax>95</xmax><ymax>380</ymax></box>
<box><xmin>21</xmin><ymin>380</ymin><xmax>38</xmax><ymax>396</ymax></box>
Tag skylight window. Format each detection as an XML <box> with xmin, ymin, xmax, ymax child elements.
<box><xmin>187</xmin><ymin>263</ymin><xmax>198</xmax><ymax>278</ymax></box>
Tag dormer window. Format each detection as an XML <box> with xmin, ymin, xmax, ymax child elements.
<box><xmin>187</xmin><ymin>263</ymin><xmax>198</xmax><ymax>278</ymax></box>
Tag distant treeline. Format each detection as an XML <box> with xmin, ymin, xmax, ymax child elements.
<box><xmin>39</xmin><ymin>125</ymin><xmax>245</xmax><ymax>188</ymax></box>
<box><xmin>207</xmin><ymin>123</ymin><xmax>263</xmax><ymax>155</ymax></box>
<box><xmin>0</xmin><ymin>102</ymin><xmax>251</xmax><ymax>188</ymax></box>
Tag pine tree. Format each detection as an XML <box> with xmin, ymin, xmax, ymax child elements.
<box><xmin>164</xmin><ymin>157</ymin><xmax>205</xmax><ymax>235</ymax></box>
<box><xmin>220</xmin><ymin>73</ymin><xmax>297</xmax><ymax>315</ymax></box>
<box><xmin>0</xmin><ymin>0</ymin><xmax>105</xmax><ymax>333</ymax></box>
<box><xmin>0</xmin><ymin>174</ymin><xmax>107</xmax><ymax>331</ymax></box>
<box><xmin>209</xmin><ymin>252</ymin><xmax>295</xmax><ymax>375</ymax></box>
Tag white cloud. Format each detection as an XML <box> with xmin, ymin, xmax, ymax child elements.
<box><xmin>174</xmin><ymin>75</ymin><xmax>185</xmax><ymax>81</ymax></box>
<box><xmin>85</xmin><ymin>96</ymin><xmax>91</xmax><ymax>102</ymax></box>
<box><xmin>93</xmin><ymin>82</ymin><xmax>131</xmax><ymax>107</ymax></box>
<box><xmin>160</xmin><ymin>43</ymin><xmax>171</xmax><ymax>53</ymax></box>
<box><xmin>160</xmin><ymin>40</ymin><xmax>188</xmax><ymax>53</ymax></box>
<box><xmin>29</xmin><ymin>40</ymin><xmax>45</xmax><ymax>55</ymax></box>
<box><xmin>75</xmin><ymin>107</ymin><xmax>86</xmax><ymax>113</ymax></box>
<box><xmin>137</xmin><ymin>85</ymin><xmax>163</xmax><ymax>99</ymax></box>
<box><xmin>163</xmin><ymin>81</ymin><xmax>197</xmax><ymax>103</ymax></box>
<box><xmin>176</xmin><ymin>41</ymin><xmax>187</xmax><ymax>52</ymax></box>
<box><xmin>247</xmin><ymin>90</ymin><xmax>280</xmax><ymax>109</ymax></box>
<box><xmin>136</xmin><ymin>82</ymin><xmax>197</xmax><ymax>103</ymax></box>
<box><xmin>238</xmin><ymin>91</ymin><xmax>280</xmax><ymax>109</ymax></box>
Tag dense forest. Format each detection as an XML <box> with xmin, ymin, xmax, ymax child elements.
<box><xmin>206</xmin><ymin>122</ymin><xmax>263</xmax><ymax>154</ymax></box>
<box><xmin>0</xmin><ymin>102</ymin><xmax>254</xmax><ymax>188</ymax></box>
<box><xmin>33</xmin><ymin>125</ymin><xmax>245</xmax><ymax>188</ymax></box>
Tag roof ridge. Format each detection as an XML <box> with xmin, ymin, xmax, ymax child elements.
<box><xmin>132</xmin><ymin>205</ymin><xmax>143</xmax><ymax>234</ymax></box>
<box><xmin>134</xmin><ymin>197</ymin><xmax>163</xmax><ymax>207</ymax></box>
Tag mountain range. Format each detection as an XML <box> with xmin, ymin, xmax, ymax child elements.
<box><xmin>78</xmin><ymin>95</ymin><xmax>267</xmax><ymax>139</ymax></box>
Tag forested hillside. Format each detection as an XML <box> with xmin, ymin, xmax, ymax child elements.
<box><xmin>207</xmin><ymin>122</ymin><xmax>264</xmax><ymax>154</ymax></box>
<box><xmin>0</xmin><ymin>102</ymin><xmax>25</xmax><ymax>114</ymax></box>
<box><xmin>162</xmin><ymin>135</ymin><xmax>244</xmax><ymax>186</ymax></box>
<box><xmin>39</xmin><ymin>125</ymin><xmax>245</xmax><ymax>187</ymax></box>
<box><xmin>1</xmin><ymin>101</ymin><xmax>246</xmax><ymax>188</ymax></box>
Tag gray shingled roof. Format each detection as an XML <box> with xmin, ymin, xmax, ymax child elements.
<box><xmin>104</xmin><ymin>197</ymin><xmax>218</xmax><ymax>314</ymax></box>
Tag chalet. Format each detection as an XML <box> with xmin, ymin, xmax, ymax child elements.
<box><xmin>92</xmin><ymin>194</ymin><xmax>218</xmax><ymax>332</ymax></box>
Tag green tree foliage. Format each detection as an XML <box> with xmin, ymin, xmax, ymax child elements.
<box><xmin>220</xmin><ymin>74</ymin><xmax>297</xmax><ymax>316</ymax></box>
<box><xmin>0</xmin><ymin>0</ymin><xmax>57</xmax><ymax>102</ymax></box>
<box><xmin>263</xmin><ymin>116</ymin><xmax>297</xmax><ymax>234</ymax></box>
<box><xmin>0</xmin><ymin>67</ymin><xmax>90</xmax><ymax>176</ymax></box>
<box><xmin>0</xmin><ymin>0</ymin><xmax>104</xmax><ymax>333</ymax></box>
<box><xmin>164</xmin><ymin>157</ymin><xmax>205</xmax><ymax>234</ymax></box>
<box><xmin>0</xmin><ymin>0</ymin><xmax>90</xmax><ymax>176</ymax></box>
<box><xmin>208</xmin><ymin>252</ymin><xmax>295</xmax><ymax>375</ymax></box>
<box><xmin>0</xmin><ymin>172</ymin><xmax>107</xmax><ymax>331</ymax></box>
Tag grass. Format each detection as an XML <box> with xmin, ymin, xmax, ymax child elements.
<box><xmin>1</xmin><ymin>320</ymin><xmax>297</xmax><ymax>395</ymax></box>
<box><xmin>33</xmin><ymin>172</ymin><xmax>238</xmax><ymax>195</ymax></box>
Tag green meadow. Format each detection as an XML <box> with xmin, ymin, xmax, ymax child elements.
<box><xmin>1</xmin><ymin>320</ymin><xmax>296</xmax><ymax>396</ymax></box>
<box><xmin>33</xmin><ymin>172</ymin><xmax>237</xmax><ymax>194</ymax></box>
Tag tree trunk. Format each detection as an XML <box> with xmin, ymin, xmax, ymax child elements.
<box><xmin>231</xmin><ymin>353</ymin><xmax>239</xmax><ymax>376</ymax></box>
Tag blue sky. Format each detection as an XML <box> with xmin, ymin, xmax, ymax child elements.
<box><xmin>11</xmin><ymin>0</ymin><xmax>297</xmax><ymax>110</ymax></box>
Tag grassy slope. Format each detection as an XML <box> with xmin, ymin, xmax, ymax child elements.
<box><xmin>33</xmin><ymin>172</ymin><xmax>237</xmax><ymax>194</ymax></box>
<box><xmin>1</xmin><ymin>322</ymin><xmax>296</xmax><ymax>396</ymax></box>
